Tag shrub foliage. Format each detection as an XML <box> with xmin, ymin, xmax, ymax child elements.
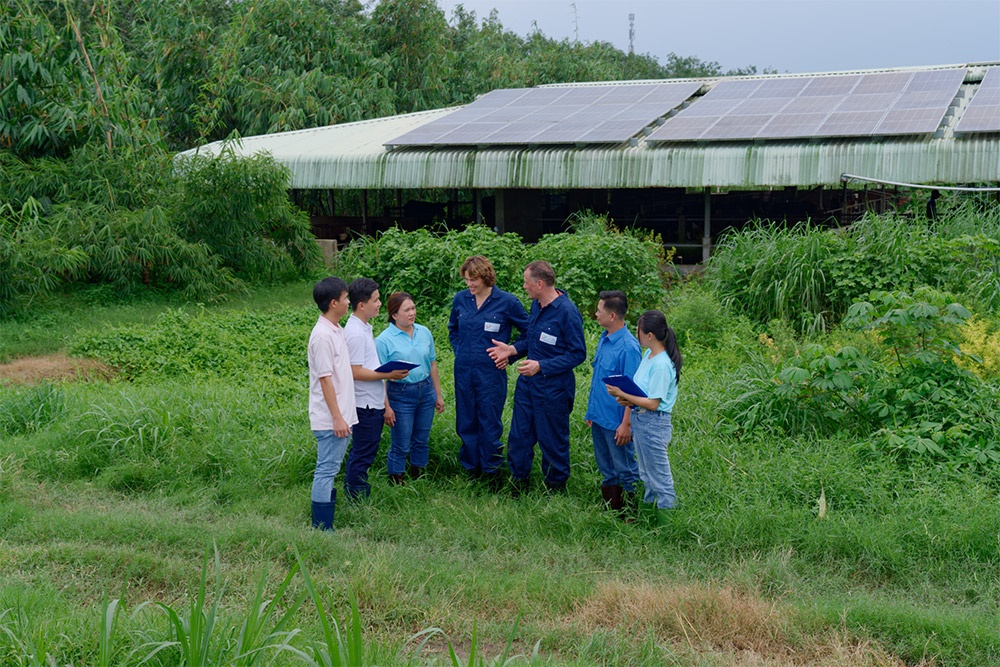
<box><xmin>722</xmin><ymin>287</ymin><xmax>1000</xmax><ymax>467</ymax></box>
<box><xmin>335</xmin><ymin>214</ymin><xmax>670</xmax><ymax>317</ymax></box>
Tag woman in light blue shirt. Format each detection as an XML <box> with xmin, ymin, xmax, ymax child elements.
<box><xmin>376</xmin><ymin>291</ymin><xmax>445</xmax><ymax>484</ymax></box>
<box><xmin>606</xmin><ymin>310</ymin><xmax>682</xmax><ymax>523</ymax></box>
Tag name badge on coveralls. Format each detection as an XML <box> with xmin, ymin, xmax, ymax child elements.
<box><xmin>484</xmin><ymin>321</ymin><xmax>501</xmax><ymax>333</ymax></box>
<box><xmin>539</xmin><ymin>332</ymin><xmax>558</xmax><ymax>345</ymax></box>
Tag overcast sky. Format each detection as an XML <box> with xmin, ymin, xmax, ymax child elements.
<box><xmin>438</xmin><ymin>0</ymin><xmax>1000</xmax><ymax>75</ymax></box>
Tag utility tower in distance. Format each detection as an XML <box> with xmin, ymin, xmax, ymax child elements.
<box><xmin>628</xmin><ymin>12</ymin><xmax>635</xmax><ymax>55</ymax></box>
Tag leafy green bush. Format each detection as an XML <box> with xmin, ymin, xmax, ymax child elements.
<box><xmin>721</xmin><ymin>287</ymin><xmax>1000</xmax><ymax>467</ymax></box>
<box><xmin>336</xmin><ymin>216</ymin><xmax>670</xmax><ymax>318</ymax></box>
<box><xmin>56</xmin><ymin>204</ymin><xmax>237</xmax><ymax>299</ymax></box>
<box><xmin>664</xmin><ymin>279</ymin><xmax>755</xmax><ymax>355</ymax></box>
<box><xmin>336</xmin><ymin>224</ymin><xmax>526</xmax><ymax>307</ymax></box>
<box><xmin>0</xmin><ymin>199</ymin><xmax>87</xmax><ymax>317</ymax></box>
<box><xmin>71</xmin><ymin>306</ymin><xmax>313</xmax><ymax>384</ymax></box>
<box><xmin>532</xmin><ymin>212</ymin><xmax>672</xmax><ymax>317</ymax></box>
<box><xmin>172</xmin><ymin>147</ymin><xmax>323</xmax><ymax>284</ymax></box>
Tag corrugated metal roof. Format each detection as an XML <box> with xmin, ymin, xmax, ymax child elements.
<box><xmin>178</xmin><ymin>63</ymin><xmax>1000</xmax><ymax>190</ymax></box>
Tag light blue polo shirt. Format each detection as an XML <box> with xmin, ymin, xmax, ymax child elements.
<box><xmin>633</xmin><ymin>349</ymin><xmax>677</xmax><ymax>413</ymax></box>
<box><xmin>375</xmin><ymin>322</ymin><xmax>436</xmax><ymax>383</ymax></box>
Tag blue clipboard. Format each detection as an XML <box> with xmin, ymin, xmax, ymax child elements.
<box><xmin>602</xmin><ymin>375</ymin><xmax>647</xmax><ymax>398</ymax></box>
<box><xmin>375</xmin><ymin>360</ymin><xmax>419</xmax><ymax>373</ymax></box>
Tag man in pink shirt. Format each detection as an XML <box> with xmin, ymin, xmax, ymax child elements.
<box><xmin>308</xmin><ymin>277</ymin><xmax>358</xmax><ymax>531</ymax></box>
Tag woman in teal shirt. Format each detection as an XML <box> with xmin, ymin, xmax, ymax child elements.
<box><xmin>606</xmin><ymin>310</ymin><xmax>682</xmax><ymax>522</ymax></box>
<box><xmin>376</xmin><ymin>291</ymin><xmax>446</xmax><ymax>483</ymax></box>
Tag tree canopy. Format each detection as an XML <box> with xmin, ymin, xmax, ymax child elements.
<box><xmin>0</xmin><ymin>0</ymin><xmax>763</xmax><ymax>314</ymax></box>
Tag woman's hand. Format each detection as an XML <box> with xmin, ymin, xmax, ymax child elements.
<box><xmin>384</xmin><ymin>405</ymin><xmax>396</xmax><ymax>427</ymax></box>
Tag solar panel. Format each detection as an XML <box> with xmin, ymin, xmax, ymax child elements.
<box><xmin>956</xmin><ymin>67</ymin><xmax>1000</xmax><ymax>133</ymax></box>
<box><xmin>385</xmin><ymin>81</ymin><xmax>702</xmax><ymax>147</ymax></box>
<box><xmin>648</xmin><ymin>68</ymin><xmax>965</xmax><ymax>143</ymax></box>
<box><xmin>755</xmin><ymin>113</ymin><xmax>826</xmax><ymax>139</ymax></box>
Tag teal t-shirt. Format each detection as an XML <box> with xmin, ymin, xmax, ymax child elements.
<box><xmin>632</xmin><ymin>348</ymin><xmax>677</xmax><ymax>413</ymax></box>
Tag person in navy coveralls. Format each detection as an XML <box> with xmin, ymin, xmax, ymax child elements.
<box><xmin>448</xmin><ymin>255</ymin><xmax>530</xmax><ymax>484</ymax></box>
<box><xmin>488</xmin><ymin>260</ymin><xmax>586</xmax><ymax>493</ymax></box>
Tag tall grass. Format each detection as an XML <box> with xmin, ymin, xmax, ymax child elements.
<box><xmin>707</xmin><ymin>206</ymin><xmax>1000</xmax><ymax>333</ymax></box>
<box><xmin>5</xmin><ymin>217</ymin><xmax>1000</xmax><ymax>664</ymax></box>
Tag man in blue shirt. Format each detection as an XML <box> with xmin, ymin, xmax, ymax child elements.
<box><xmin>488</xmin><ymin>260</ymin><xmax>586</xmax><ymax>493</ymax></box>
<box><xmin>585</xmin><ymin>290</ymin><xmax>641</xmax><ymax>515</ymax></box>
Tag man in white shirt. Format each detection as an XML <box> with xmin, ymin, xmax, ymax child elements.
<box><xmin>342</xmin><ymin>278</ymin><xmax>409</xmax><ymax>500</ymax></box>
<box><xmin>308</xmin><ymin>277</ymin><xmax>357</xmax><ymax>530</ymax></box>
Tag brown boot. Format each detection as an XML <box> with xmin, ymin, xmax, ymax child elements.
<box><xmin>409</xmin><ymin>466</ymin><xmax>425</xmax><ymax>480</ymax></box>
<box><xmin>388</xmin><ymin>473</ymin><xmax>406</xmax><ymax>486</ymax></box>
<box><xmin>601</xmin><ymin>484</ymin><xmax>625</xmax><ymax>511</ymax></box>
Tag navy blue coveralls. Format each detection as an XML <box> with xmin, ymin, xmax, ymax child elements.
<box><xmin>507</xmin><ymin>290</ymin><xmax>587</xmax><ymax>487</ymax></box>
<box><xmin>448</xmin><ymin>287</ymin><xmax>530</xmax><ymax>475</ymax></box>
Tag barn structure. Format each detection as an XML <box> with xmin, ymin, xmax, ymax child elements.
<box><xmin>181</xmin><ymin>62</ymin><xmax>1000</xmax><ymax>264</ymax></box>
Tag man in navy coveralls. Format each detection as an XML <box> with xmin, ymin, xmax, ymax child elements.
<box><xmin>488</xmin><ymin>260</ymin><xmax>586</xmax><ymax>492</ymax></box>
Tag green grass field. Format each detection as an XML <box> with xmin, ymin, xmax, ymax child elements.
<box><xmin>1</xmin><ymin>277</ymin><xmax>998</xmax><ymax>666</ymax></box>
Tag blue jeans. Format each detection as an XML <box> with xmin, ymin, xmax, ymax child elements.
<box><xmin>631</xmin><ymin>410</ymin><xmax>676</xmax><ymax>509</ymax></box>
<box><xmin>312</xmin><ymin>430</ymin><xmax>351</xmax><ymax>502</ymax></box>
<box><xmin>591</xmin><ymin>423</ymin><xmax>639</xmax><ymax>491</ymax></box>
<box><xmin>386</xmin><ymin>379</ymin><xmax>435</xmax><ymax>475</ymax></box>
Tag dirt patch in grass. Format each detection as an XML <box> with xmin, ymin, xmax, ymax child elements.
<box><xmin>0</xmin><ymin>353</ymin><xmax>113</xmax><ymax>386</ymax></box>
<box><xmin>571</xmin><ymin>580</ymin><xmax>918</xmax><ymax>666</ymax></box>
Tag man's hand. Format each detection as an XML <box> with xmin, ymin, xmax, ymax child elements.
<box><xmin>384</xmin><ymin>405</ymin><xmax>396</xmax><ymax>426</ymax></box>
<box><xmin>333</xmin><ymin>415</ymin><xmax>351</xmax><ymax>438</ymax></box>
<box><xmin>487</xmin><ymin>339</ymin><xmax>515</xmax><ymax>369</ymax></box>
<box><xmin>614</xmin><ymin>422</ymin><xmax>631</xmax><ymax>446</ymax></box>
<box><xmin>516</xmin><ymin>359</ymin><xmax>540</xmax><ymax>376</ymax></box>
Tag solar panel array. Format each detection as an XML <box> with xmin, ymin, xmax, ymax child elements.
<box><xmin>955</xmin><ymin>67</ymin><xmax>1000</xmax><ymax>133</ymax></box>
<box><xmin>384</xmin><ymin>82</ymin><xmax>703</xmax><ymax>147</ymax></box>
<box><xmin>647</xmin><ymin>69</ymin><xmax>967</xmax><ymax>143</ymax></box>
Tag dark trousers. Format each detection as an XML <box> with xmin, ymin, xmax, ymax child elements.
<box><xmin>507</xmin><ymin>385</ymin><xmax>572</xmax><ymax>486</ymax></box>
<box><xmin>455</xmin><ymin>365</ymin><xmax>507</xmax><ymax>474</ymax></box>
<box><xmin>344</xmin><ymin>406</ymin><xmax>385</xmax><ymax>499</ymax></box>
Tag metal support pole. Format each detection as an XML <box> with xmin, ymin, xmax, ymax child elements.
<box><xmin>361</xmin><ymin>190</ymin><xmax>369</xmax><ymax>236</ymax></box>
<box><xmin>702</xmin><ymin>188</ymin><xmax>712</xmax><ymax>263</ymax></box>
<box><xmin>495</xmin><ymin>189</ymin><xmax>505</xmax><ymax>234</ymax></box>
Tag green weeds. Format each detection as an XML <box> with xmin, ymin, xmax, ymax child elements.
<box><xmin>6</xmin><ymin>213</ymin><xmax>1000</xmax><ymax>664</ymax></box>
